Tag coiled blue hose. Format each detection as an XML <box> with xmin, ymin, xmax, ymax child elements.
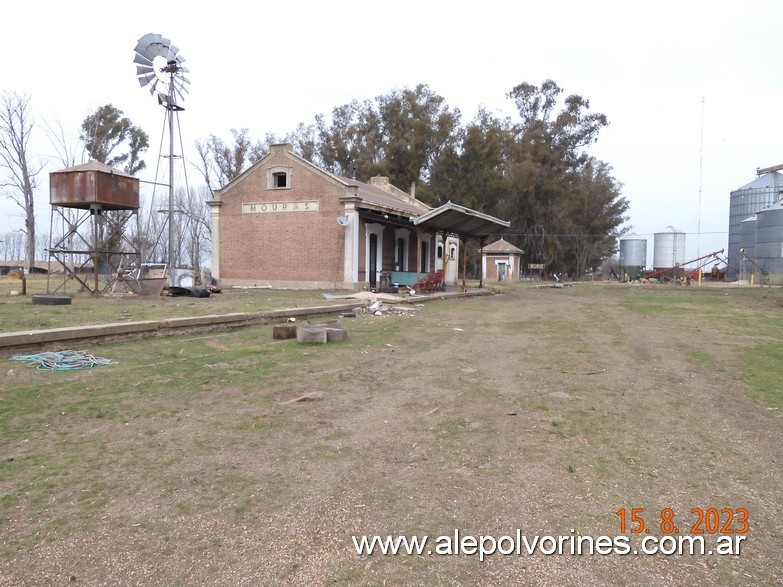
<box><xmin>10</xmin><ymin>350</ymin><xmax>118</xmax><ymax>370</ymax></box>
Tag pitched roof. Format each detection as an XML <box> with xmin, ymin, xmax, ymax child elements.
<box><xmin>51</xmin><ymin>160</ymin><xmax>135</xmax><ymax>178</ymax></box>
<box><xmin>218</xmin><ymin>144</ymin><xmax>429</xmax><ymax>217</ymax></box>
<box><xmin>482</xmin><ymin>238</ymin><xmax>523</xmax><ymax>254</ymax></box>
<box><xmin>335</xmin><ymin>175</ymin><xmax>429</xmax><ymax>217</ymax></box>
<box><xmin>412</xmin><ymin>201</ymin><xmax>510</xmax><ymax>238</ymax></box>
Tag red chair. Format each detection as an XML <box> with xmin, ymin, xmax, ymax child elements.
<box><xmin>411</xmin><ymin>270</ymin><xmax>445</xmax><ymax>293</ymax></box>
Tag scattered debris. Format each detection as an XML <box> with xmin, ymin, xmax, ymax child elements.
<box><xmin>561</xmin><ymin>368</ymin><xmax>606</xmax><ymax>375</ymax></box>
<box><xmin>351</xmin><ymin>291</ymin><xmax>410</xmax><ymax>303</ymax></box>
<box><xmin>549</xmin><ymin>391</ymin><xmax>573</xmax><ymax>400</ymax></box>
<box><xmin>231</xmin><ymin>285</ymin><xmax>272</xmax><ymax>289</ymax></box>
<box><xmin>166</xmin><ymin>286</ymin><xmax>210</xmax><ymax>298</ymax></box>
<box><xmin>348</xmin><ymin>300</ymin><xmax>420</xmax><ymax>317</ymax></box>
<box><xmin>202</xmin><ymin>362</ymin><xmax>231</xmax><ymax>369</ymax></box>
<box><xmin>280</xmin><ymin>392</ymin><xmax>325</xmax><ymax>405</ymax></box>
<box><xmin>534</xmin><ymin>282</ymin><xmax>575</xmax><ymax>290</ymax></box>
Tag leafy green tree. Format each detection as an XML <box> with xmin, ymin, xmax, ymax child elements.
<box><xmin>561</xmin><ymin>158</ymin><xmax>628</xmax><ymax>277</ymax></box>
<box><xmin>314</xmin><ymin>99</ymin><xmax>376</xmax><ymax>177</ymax></box>
<box><xmin>502</xmin><ymin>80</ymin><xmax>623</xmax><ymax>274</ymax></box>
<box><xmin>428</xmin><ymin>107</ymin><xmax>510</xmax><ymax>211</ymax></box>
<box><xmin>80</xmin><ymin>104</ymin><xmax>148</xmax><ymax>175</ymax></box>
<box><xmin>375</xmin><ymin>84</ymin><xmax>461</xmax><ymax>191</ymax></box>
<box><xmin>285</xmin><ymin>122</ymin><xmax>318</xmax><ymax>163</ymax></box>
<box><xmin>312</xmin><ymin>85</ymin><xmax>460</xmax><ymax>193</ymax></box>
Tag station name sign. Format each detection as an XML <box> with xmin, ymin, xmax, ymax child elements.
<box><xmin>242</xmin><ymin>201</ymin><xmax>319</xmax><ymax>214</ymax></box>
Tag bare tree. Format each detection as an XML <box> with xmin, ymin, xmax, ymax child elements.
<box><xmin>193</xmin><ymin>128</ymin><xmax>265</xmax><ymax>196</ymax></box>
<box><xmin>35</xmin><ymin>230</ymin><xmax>50</xmax><ymax>262</ymax></box>
<box><xmin>43</xmin><ymin>115</ymin><xmax>84</xmax><ymax>169</ymax></box>
<box><xmin>174</xmin><ymin>186</ymin><xmax>211</xmax><ymax>280</ymax></box>
<box><xmin>0</xmin><ymin>91</ymin><xmax>44</xmax><ymax>270</ymax></box>
<box><xmin>0</xmin><ymin>230</ymin><xmax>25</xmax><ymax>260</ymax></box>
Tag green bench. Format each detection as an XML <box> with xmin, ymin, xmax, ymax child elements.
<box><xmin>389</xmin><ymin>271</ymin><xmax>422</xmax><ymax>287</ymax></box>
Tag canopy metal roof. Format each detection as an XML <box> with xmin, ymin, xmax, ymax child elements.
<box><xmin>411</xmin><ymin>201</ymin><xmax>510</xmax><ymax>238</ymax></box>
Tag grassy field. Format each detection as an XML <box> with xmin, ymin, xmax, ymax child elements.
<box><xmin>0</xmin><ymin>280</ymin><xmax>781</xmax><ymax>586</ymax></box>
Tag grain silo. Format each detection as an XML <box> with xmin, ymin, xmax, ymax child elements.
<box><xmin>754</xmin><ymin>200</ymin><xmax>783</xmax><ymax>285</ymax></box>
<box><xmin>653</xmin><ymin>226</ymin><xmax>686</xmax><ymax>270</ymax></box>
<box><xmin>727</xmin><ymin>170</ymin><xmax>783</xmax><ymax>280</ymax></box>
<box><xmin>619</xmin><ymin>234</ymin><xmax>647</xmax><ymax>280</ymax></box>
<box><xmin>738</xmin><ymin>215</ymin><xmax>757</xmax><ymax>281</ymax></box>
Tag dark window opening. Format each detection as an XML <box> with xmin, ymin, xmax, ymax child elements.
<box><xmin>273</xmin><ymin>172</ymin><xmax>287</xmax><ymax>188</ymax></box>
<box><xmin>437</xmin><ymin>244</ymin><xmax>443</xmax><ymax>259</ymax></box>
<box><xmin>420</xmin><ymin>241</ymin><xmax>428</xmax><ymax>273</ymax></box>
<box><xmin>369</xmin><ymin>234</ymin><xmax>378</xmax><ymax>287</ymax></box>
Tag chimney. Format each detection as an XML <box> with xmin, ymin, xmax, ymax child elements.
<box><xmin>410</xmin><ymin>182</ymin><xmax>416</xmax><ymax>199</ymax></box>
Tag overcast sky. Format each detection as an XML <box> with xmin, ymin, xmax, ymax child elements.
<box><xmin>2</xmin><ymin>0</ymin><xmax>782</xmax><ymax>267</ymax></box>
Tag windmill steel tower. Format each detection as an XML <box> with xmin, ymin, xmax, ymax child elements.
<box><xmin>133</xmin><ymin>33</ymin><xmax>191</xmax><ymax>287</ymax></box>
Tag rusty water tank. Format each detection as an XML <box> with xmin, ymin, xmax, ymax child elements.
<box><xmin>49</xmin><ymin>161</ymin><xmax>139</xmax><ymax>210</ymax></box>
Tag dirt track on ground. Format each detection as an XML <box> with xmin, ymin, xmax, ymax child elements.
<box><xmin>1</xmin><ymin>283</ymin><xmax>781</xmax><ymax>586</ymax></box>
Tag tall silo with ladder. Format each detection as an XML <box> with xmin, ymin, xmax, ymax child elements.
<box><xmin>738</xmin><ymin>215</ymin><xmax>757</xmax><ymax>282</ymax></box>
<box><xmin>653</xmin><ymin>226</ymin><xmax>686</xmax><ymax>270</ymax></box>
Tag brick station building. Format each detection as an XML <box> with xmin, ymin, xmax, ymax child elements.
<box><xmin>208</xmin><ymin>143</ymin><xmax>509</xmax><ymax>290</ymax></box>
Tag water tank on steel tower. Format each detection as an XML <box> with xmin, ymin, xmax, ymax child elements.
<box><xmin>755</xmin><ymin>200</ymin><xmax>783</xmax><ymax>285</ymax></box>
<box><xmin>619</xmin><ymin>234</ymin><xmax>647</xmax><ymax>279</ymax></box>
<box><xmin>653</xmin><ymin>226</ymin><xmax>686</xmax><ymax>270</ymax></box>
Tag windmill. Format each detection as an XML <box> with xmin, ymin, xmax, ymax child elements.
<box><xmin>133</xmin><ymin>33</ymin><xmax>190</xmax><ymax>286</ymax></box>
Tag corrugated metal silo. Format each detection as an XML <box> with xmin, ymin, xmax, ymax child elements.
<box><xmin>738</xmin><ymin>215</ymin><xmax>757</xmax><ymax>281</ymax></box>
<box><xmin>619</xmin><ymin>234</ymin><xmax>647</xmax><ymax>266</ymax></box>
<box><xmin>619</xmin><ymin>234</ymin><xmax>647</xmax><ymax>280</ymax></box>
<box><xmin>653</xmin><ymin>226</ymin><xmax>686</xmax><ymax>270</ymax></box>
<box><xmin>727</xmin><ymin>172</ymin><xmax>783</xmax><ymax>280</ymax></box>
<box><xmin>755</xmin><ymin>200</ymin><xmax>783</xmax><ymax>285</ymax></box>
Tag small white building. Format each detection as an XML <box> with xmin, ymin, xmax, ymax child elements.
<box><xmin>482</xmin><ymin>238</ymin><xmax>523</xmax><ymax>282</ymax></box>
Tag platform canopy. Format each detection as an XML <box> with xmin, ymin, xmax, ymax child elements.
<box><xmin>411</xmin><ymin>201</ymin><xmax>510</xmax><ymax>239</ymax></box>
